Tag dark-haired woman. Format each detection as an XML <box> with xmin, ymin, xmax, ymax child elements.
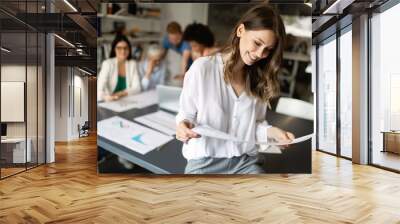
<box><xmin>98</xmin><ymin>35</ymin><xmax>141</xmax><ymax>102</ymax></box>
<box><xmin>176</xmin><ymin>5</ymin><xmax>295</xmax><ymax>174</ymax></box>
<box><xmin>97</xmin><ymin>35</ymin><xmax>140</xmax><ymax>170</ymax></box>
<box><xmin>183</xmin><ymin>23</ymin><xmax>219</xmax><ymax>60</ymax></box>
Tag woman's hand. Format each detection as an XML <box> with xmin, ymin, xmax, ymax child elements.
<box><xmin>145</xmin><ymin>59</ymin><xmax>157</xmax><ymax>79</ymax></box>
<box><xmin>267</xmin><ymin>126</ymin><xmax>295</xmax><ymax>148</ymax></box>
<box><xmin>104</xmin><ymin>90</ymin><xmax>128</xmax><ymax>102</ymax></box>
<box><xmin>113</xmin><ymin>90</ymin><xmax>128</xmax><ymax>98</ymax></box>
<box><xmin>176</xmin><ymin>120</ymin><xmax>200</xmax><ymax>143</ymax></box>
<box><xmin>104</xmin><ymin>95</ymin><xmax>119</xmax><ymax>102</ymax></box>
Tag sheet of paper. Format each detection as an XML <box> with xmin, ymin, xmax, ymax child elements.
<box><xmin>98</xmin><ymin>116</ymin><xmax>173</xmax><ymax>154</ymax></box>
<box><xmin>258</xmin><ymin>145</ymin><xmax>282</xmax><ymax>154</ymax></box>
<box><xmin>98</xmin><ymin>90</ymin><xmax>158</xmax><ymax>113</ymax></box>
<box><xmin>192</xmin><ymin>125</ymin><xmax>237</xmax><ymax>141</ymax></box>
<box><xmin>134</xmin><ymin>111</ymin><xmax>176</xmax><ymax>136</ymax></box>
<box><xmin>192</xmin><ymin>125</ymin><xmax>313</xmax><ymax>146</ymax></box>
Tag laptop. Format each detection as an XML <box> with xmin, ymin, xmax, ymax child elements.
<box><xmin>156</xmin><ymin>85</ymin><xmax>182</xmax><ymax>113</ymax></box>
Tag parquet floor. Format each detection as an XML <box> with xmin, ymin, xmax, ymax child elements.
<box><xmin>1</xmin><ymin>135</ymin><xmax>400</xmax><ymax>223</ymax></box>
<box><xmin>1</xmin><ymin>167</ymin><xmax>26</xmax><ymax>178</ymax></box>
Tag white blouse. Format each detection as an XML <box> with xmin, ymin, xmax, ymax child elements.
<box><xmin>97</xmin><ymin>58</ymin><xmax>141</xmax><ymax>101</ymax></box>
<box><xmin>176</xmin><ymin>54</ymin><xmax>271</xmax><ymax>160</ymax></box>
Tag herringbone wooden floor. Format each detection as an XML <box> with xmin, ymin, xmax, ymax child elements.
<box><xmin>1</xmin><ymin>135</ymin><xmax>400</xmax><ymax>224</ymax></box>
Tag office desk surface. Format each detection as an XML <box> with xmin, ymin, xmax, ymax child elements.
<box><xmin>97</xmin><ymin>103</ymin><xmax>313</xmax><ymax>174</ymax></box>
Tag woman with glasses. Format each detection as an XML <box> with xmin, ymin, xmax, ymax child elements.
<box><xmin>97</xmin><ymin>35</ymin><xmax>141</xmax><ymax>102</ymax></box>
<box><xmin>97</xmin><ymin>35</ymin><xmax>141</xmax><ymax>170</ymax></box>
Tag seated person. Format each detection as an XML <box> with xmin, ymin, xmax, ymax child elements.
<box><xmin>97</xmin><ymin>35</ymin><xmax>141</xmax><ymax>102</ymax></box>
<box><xmin>161</xmin><ymin>21</ymin><xmax>192</xmax><ymax>80</ymax></box>
<box><xmin>97</xmin><ymin>35</ymin><xmax>140</xmax><ymax>170</ymax></box>
<box><xmin>182</xmin><ymin>22</ymin><xmax>219</xmax><ymax>60</ymax></box>
<box><xmin>139</xmin><ymin>44</ymin><xmax>166</xmax><ymax>91</ymax></box>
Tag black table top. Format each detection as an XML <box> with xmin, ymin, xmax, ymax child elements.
<box><xmin>97</xmin><ymin>102</ymin><xmax>313</xmax><ymax>174</ymax></box>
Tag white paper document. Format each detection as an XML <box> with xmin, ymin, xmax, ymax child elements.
<box><xmin>98</xmin><ymin>116</ymin><xmax>173</xmax><ymax>154</ymax></box>
<box><xmin>98</xmin><ymin>90</ymin><xmax>158</xmax><ymax>113</ymax></box>
<box><xmin>258</xmin><ymin>145</ymin><xmax>283</xmax><ymax>154</ymax></box>
<box><xmin>134</xmin><ymin>111</ymin><xmax>177</xmax><ymax>136</ymax></box>
<box><xmin>192</xmin><ymin>125</ymin><xmax>313</xmax><ymax>146</ymax></box>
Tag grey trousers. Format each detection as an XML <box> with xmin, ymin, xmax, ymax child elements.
<box><xmin>185</xmin><ymin>154</ymin><xmax>264</xmax><ymax>174</ymax></box>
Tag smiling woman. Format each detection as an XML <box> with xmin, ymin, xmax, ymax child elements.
<box><xmin>97</xmin><ymin>35</ymin><xmax>141</xmax><ymax>102</ymax></box>
<box><xmin>175</xmin><ymin>4</ymin><xmax>295</xmax><ymax>174</ymax></box>
<box><xmin>220</xmin><ymin>4</ymin><xmax>286</xmax><ymax>102</ymax></box>
<box><xmin>96</xmin><ymin>2</ymin><xmax>312</xmax><ymax>175</ymax></box>
<box><xmin>237</xmin><ymin>29</ymin><xmax>276</xmax><ymax>65</ymax></box>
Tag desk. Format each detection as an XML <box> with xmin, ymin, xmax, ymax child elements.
<box><xmin>381</xmin><ymin>131</ymin><xmax>400</xmax><ymax>154</ymax></box>
<box><xmin>1</xmin><ymin>138</ymin><xmax>32</xmax><ymax>164</ymax></box>
<box><xmin>97</xmin><ymin>103</ymin><xmax>313</xmax><ymax>174</ymax></box>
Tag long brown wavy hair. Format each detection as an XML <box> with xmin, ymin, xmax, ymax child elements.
<box><xmin>220</xmin><ymin>4</ymin><xmax>286</xmax><ymax>103</ymax></box>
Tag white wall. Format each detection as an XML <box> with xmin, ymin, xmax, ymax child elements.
<box><xmin>1</xmin><ymin>65</ymin><xmax>30</xmax><ymax>138</ymax></box>
<box><xmin>54</xmin><ymin>67</ymin><xmax>89</xmax><ymax>141</ymax></box>
<box><xmin>54</xmin><ymin>66</ymin><xmax>69</xmax><ymax>141</ymax></box>
<box><xmin>1</xmin><ymin>65</ymin><xmax>36</xmax><ymax>138</ymax></box>
<box><xmin>1</xmin><ymin>66</ymin><xmax>26</xmax><ymax>141</ymax></box>
<box><xmin>160</xmin><ymin>3</ymin><xmax>208</xmax><ymax>33</ymax></box>
<box><xmin>71</xmin><ymin>74</ymin><xmax>89</xmax><ymax>138</ymax></box>
<box><xmin>74</xmin><ymin>74</ymin><xmax>89</xmax><ymax>123</ymax></box>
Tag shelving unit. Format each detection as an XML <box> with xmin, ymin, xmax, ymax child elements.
<box><xmin>97</xmin><ymin>3</ymin><xmax>163</xmax><ymax>69</ymax></box>
<box><xmin>98</xmin><ymin>34</ymin><xmax>161</xmax><ymax>44</ymax></box>
<box><xmin>279</xmin><ymin>49</ymin><xmax>311</xmax><ymax>98</ymax></box>
<box><xmin>98</xmin><ymin>14</ymin><xmax>161</xmax><ymax>33</ymax></box>
<box><xmin>283</xmin><ymin>51</ymin><xmax>310</xmax><ymax>62</ymax></box>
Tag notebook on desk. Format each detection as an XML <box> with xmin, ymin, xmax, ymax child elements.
<box><xmin>156</xmin><ymin>85</ymin><xmax>182</xmax><ymax>113</ymax></box>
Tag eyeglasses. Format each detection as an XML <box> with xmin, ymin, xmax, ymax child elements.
<box><xmin>116</xmin><ymin>46</ymin><xmax>129</xmax><ymax>51</ymax></box>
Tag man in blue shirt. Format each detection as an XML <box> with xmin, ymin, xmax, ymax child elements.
<box><xmin>161</xmin><ymin>21</ymin><xmax>192</xmax><ymax>80</ymax></box>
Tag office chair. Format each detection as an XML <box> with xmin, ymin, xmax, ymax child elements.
<box><xmin>79</xmin><ymin>121</ymin><xmax>90</xmax><ymax>138</ymax></box>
